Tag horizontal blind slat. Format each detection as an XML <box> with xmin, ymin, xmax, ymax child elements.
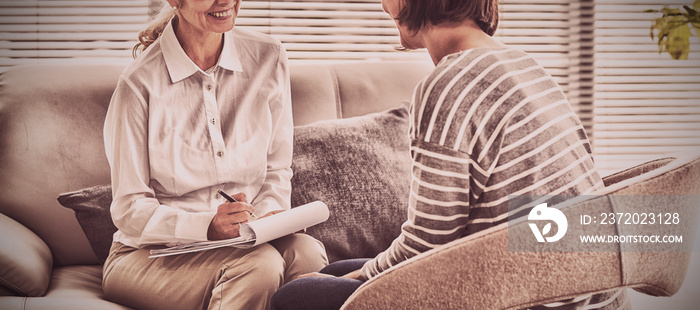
<box><xmin>593</xmin><ymin>0</ymin><xmax>700</xmax><ymax>173</ymax></box>
<box><xmin>0</xmin><ymin>0</ymin><xmax>149</xmax><ymax>72</ymax></box>
<box><xmin>0</xmin><ymin>0</ymin><xmax>587</xmax><ymax>140</ymax></box>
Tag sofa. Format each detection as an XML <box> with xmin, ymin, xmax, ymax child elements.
<box><xmin>1</xmin><ymin>61</ymin><xmax>698</xmax><ymax>310</ymax></box>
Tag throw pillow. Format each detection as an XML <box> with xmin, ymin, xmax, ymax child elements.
<box><xmin>292</xmin><ymin>105</ymin><xmax>412</xmax><ymax>262</ymax></box>
<box><xmin>56</xmin><ymin>184</ymin><xmax>116</xmax><ymax>263</ymax></box>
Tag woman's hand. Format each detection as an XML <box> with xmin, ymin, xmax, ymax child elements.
<box><xmin>341</xmin><ymin>269</ymin><xmax>363</xmax><ymax>280</ymax></box>
<box><xmin>296</xmin><ymin>272</ymin><xmax>336</xmax><ymax>279</ymax></box>
<box><xmin>295</xmin><ymin>269</ymin><xmax>362</xmax><ymax>280</ymax></box>
<box><xmin>207</xmin><ymin>192</ymin><xmax>255</xmax><ymax>240</ymax></box>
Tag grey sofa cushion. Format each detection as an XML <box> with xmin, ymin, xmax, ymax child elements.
<box><xmin>55</xmin><ymin>106</ymin><xmax>412</xmax><ymax>264</ymax></box>
<box><xmin>56</xmin><ymin>185</ymin><xmax>116</xmax><ymax>263</ymax></box>
<box><xmin>291</xmin><ymin>105</ymin><xmax>412</xmax><ymax>262</ymax></box>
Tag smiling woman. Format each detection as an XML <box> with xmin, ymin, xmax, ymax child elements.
<box><xmin>166</xmin><ymin>0</ymin><xmax>239</xmax><ymax>69</ymax></box>
<box><xmin>99</xmin><ymin>0</ymin><xmax>328</xmax><ymax>309</ymax></box>
<box><xmin>170</xmin><ymin>0</ymin><xmax>238</xmax><ymax>36</ymax></box>
<box><xmin>133</xmin><ymin>0</ymin><xmax>240</xmax><ymax>67</ymax></box>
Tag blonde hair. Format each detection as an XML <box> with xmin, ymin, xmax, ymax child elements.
<box><xmin>132</xmin><ymin>2</ymin><xmax>178</xmax><ymax>58</ymax></box>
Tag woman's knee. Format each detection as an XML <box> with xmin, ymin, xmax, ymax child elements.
<box><xmin>270</xmin><ymin>234</ymin><xmax>328</xmax><ymax>283</ymax></box>
<box><xmin>272</xmin><ymin>233</ymin><xmax>328</xmax><ymax>265</ymax></box>
<box><xmin>226</xmin><ymin>244</ymin><xmax>286</xmax><ymax>287</ymax></box>
<box><xmin>271</xmin><ymin>276</ymin><xmax>364</xmax><ymax>310</ymax></box>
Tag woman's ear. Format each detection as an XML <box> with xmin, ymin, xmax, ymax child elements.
<box><xmin>233</xmin><ymin>0</ymin><xmax>242</xmax><ymax>16</ymax></box>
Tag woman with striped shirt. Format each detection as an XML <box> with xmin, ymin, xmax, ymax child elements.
<box><xmin>271</xmin><ymin>0</ymin><xmax>628</xmax><ymax>309</ymax></box>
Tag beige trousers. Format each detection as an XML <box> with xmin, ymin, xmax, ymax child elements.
<box><xmin>102</xmin><ymin>234</ymin><xmax>327</xmax><ymax>310</ymax></box>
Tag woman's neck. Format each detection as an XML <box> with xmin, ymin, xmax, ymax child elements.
<box><xmin>422</xmin><ymin>20</ymin><xmax>505</xmax><ymax>65</ymax></box>
<box><xmin>172</xmin><ymin>18</ymin><xmax>223</xmax><ymax>71</ymax></box>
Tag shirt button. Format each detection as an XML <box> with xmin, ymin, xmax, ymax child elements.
<box><xmin>215</xmin><ymin>194</ymin><xmax>220</xmax><ymax>199</ymax></box>
<box><xmin>206</xmin><ymin>85</ymin><xmax>212</xmax><ymax>91</ymax></box>
<box><xmin>217</xmin><ymin>151</ymin><xmax>224</xmax><ymax>157</ymax></box>
<box><xmin>210</xmin><ymin>118</ymin><xmax>216</xmax><ymax>125</ymax></box>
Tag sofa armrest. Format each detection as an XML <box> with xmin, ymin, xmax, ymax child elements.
<box><xmin>0</xmin><ymin>213</ymin><xmax>53</xmax><ymax>297</ymax></box>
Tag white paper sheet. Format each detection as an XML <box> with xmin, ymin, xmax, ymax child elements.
<box><xmin>149</xmin><ymin>201</ymin><xmax>329</xmax><ymax>258</ymax></box>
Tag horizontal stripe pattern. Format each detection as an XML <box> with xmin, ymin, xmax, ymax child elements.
<box><xmin>362</xmin><ymin>47</ymin><xmax>624</xmax><ymax>310</ymax></box>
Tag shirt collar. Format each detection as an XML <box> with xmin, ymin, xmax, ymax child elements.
<box><xmin>219</xmin><ymin>31</ymin><xmax>243</xmax><ymax>73</ymax></box>
<box><xmin>161</xmin><ymin>20</ymin><xmax>243</xmax><ymax>83</ymax></box>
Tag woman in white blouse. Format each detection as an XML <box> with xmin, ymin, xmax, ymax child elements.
<box><xmin>101</xmin><ymin>1</ymin><xmax>327</xmax><ymax>309</ymax></box>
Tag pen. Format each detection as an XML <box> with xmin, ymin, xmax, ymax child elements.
<box><xmin>217</xmin><ymin>189</ymin><xmax>257</xmax><ymax>219</ymax></box>
<box><xmin>217</xmin><ymin>188</ymin><xmax>237</xmax><ymax>202</ymax></box>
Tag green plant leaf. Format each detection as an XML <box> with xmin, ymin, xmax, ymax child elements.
<box><xmin>665</xmin><ymin>24</ymin><xmax>692</xmax><ymax>60</ymax></box>
<box><xmin>648</xmin><ymin>3</ymin><xmax>697</xmax><ymax>60</ymax></box>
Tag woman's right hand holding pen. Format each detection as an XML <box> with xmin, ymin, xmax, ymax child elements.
<box><xmin>207</xmin><ymin>192</ymin><xmax>255</xmax><ymax>240</ymax></box>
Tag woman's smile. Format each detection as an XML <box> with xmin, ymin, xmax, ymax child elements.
<box><xmin>208</xmin><ymin>8</ymin><xmax>233</xmax><ymax>20</ymax></box>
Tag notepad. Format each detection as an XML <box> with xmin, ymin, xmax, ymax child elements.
<box><xmin>149</xmin><ymin>201</ymin><xmax>329</xmax><ymax>258</ymax></box>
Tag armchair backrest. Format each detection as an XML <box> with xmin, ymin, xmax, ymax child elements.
<box><xmin>342</xmin><ymin>153</ymin><xmax>700</xmax><ymax>310</ymax></box>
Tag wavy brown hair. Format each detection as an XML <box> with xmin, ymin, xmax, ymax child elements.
<box><xmin>395</xmin><ymin>0</ymin><xmax>499</xmax><ymax>36</ymax></box>
<box><xmin>132</xmin><ymin>2</ymin><xmax>178</xmax><ymax>58</ymax></box>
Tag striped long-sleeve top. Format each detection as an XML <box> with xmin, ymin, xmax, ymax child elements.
<box><xmin>360</xmin><ymin>47</ymin><xmax>629</xmax><ymax>309</ymax></box>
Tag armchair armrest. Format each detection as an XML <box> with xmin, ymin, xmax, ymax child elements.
<box><xmin>0</xmin><ymin>213</ymin><xmax>53</xmax><ymax>297</ymax></box>
<box><xmin>342</xmin><ymin>221</ymin><xmax>626</xmax><ymax>310</ymax></box>
<box><xmin>342</xmin><ymin>154</ymin><xmax>700</xmax><ymax>310</ymax></box>
<box><xmin>342</xmin><ymin>197</ymin><xmax>697</xmax><ymax>310</ymax></box>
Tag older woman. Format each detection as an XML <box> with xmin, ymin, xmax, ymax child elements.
<box><xmin>270</xmin><ymin>0</ymin><xmax>628</xmax><ymax>309</ymax></box>
<box><xmin>101</xmin><ymin>1</ymin><xmax>327</xmax><ymax>309</ymax></box>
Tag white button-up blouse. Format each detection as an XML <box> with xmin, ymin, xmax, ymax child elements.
<box><xmin>103</xmin><ymin>21</ymin><xmax>293</xmax><ymax>248</ymax></box>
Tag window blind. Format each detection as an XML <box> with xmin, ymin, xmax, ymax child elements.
<box><xmin>593</xmin><ymin>0</ymin><xmax>700</xmax><ymax>174</ymax></box>
<box><xmin>237</xmin><ymin>0</ymin><xmax>428</xmax><ymax>63</ymax></box>
<box><xmin>0</xmin><ymin>0</ymin><xmax>150</xmax><ymax>72</ymax></box>
<box><xmin>499</xmin><ymin>0</ymin><xmax>595</xmax><ymax>136</ymax></box>
<box><xmin>0</xmin><ymin>0</ymin><xmax>594</xmax><ymax>139</ymax></box>
<box><xmin>240</xmin><ymin>0</ymin><xmax>594</xmax><ymax>136</ymax></box>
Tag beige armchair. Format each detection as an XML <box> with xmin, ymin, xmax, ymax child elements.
<box><xmin>342</xmin><ymin>154</ymin><xmax>700</xmax><ymax>310</ymax></box>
